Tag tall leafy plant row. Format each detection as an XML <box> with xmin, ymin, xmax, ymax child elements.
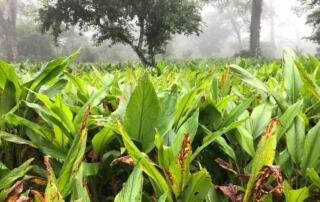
<box><xmin>0</xmin><ymin>49</ymin><xmax>320</xmax><ymax>201</ymax></box>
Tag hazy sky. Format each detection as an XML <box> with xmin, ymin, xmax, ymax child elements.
<box><xmin>260</xmin><ymin>0</ymin><xmax>316</xmax><ymax>54</ymax></box>
<box><xmin>172</xmin><ymin>0</ymin><xmax>317</xmax><ymax>58</ymax></box>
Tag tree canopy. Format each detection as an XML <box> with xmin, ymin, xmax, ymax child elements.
<box><xmin>39</xmin><ymin>0</ymin><xmax>202</xmax><ymax>66</ymax></box>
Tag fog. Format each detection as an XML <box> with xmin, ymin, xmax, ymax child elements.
<box><xmin>0</xmin><ymin>0</ymin><xmax>317</xmax><ymax>62</ymax></box>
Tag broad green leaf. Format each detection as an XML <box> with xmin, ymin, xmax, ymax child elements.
<box><xmin>230</xmin><ymin>64</ymin><xmax>286</xmax><ymax>111</ymax></box>
<box><xmin>30</xmin><ymin>51</ymin><xmax>79</xmax><ymax>92</ymax></box>
<box><xmin>0</xmin><ymin>81</ymin><xmax>16</xmax><ymax>116</ymax></box>
<box><xmin>243</xmin><ymin>119</ymin><xmax>279</xmax><ymax>202</ymax></box>
<box><xmin>92</xmin><ymin>126</ymin><xmax>115</xmax><ymax>156</ymax></box>
<box><xmin>70</xmin><ymin>162</ymin><xmax>99</xmax><ymax>202</ymax></box>
<box><xmin>74</xmin><ymin>83</ymin><xmax>110</xmax><ymax>129</ymax></box>
<box><xmin>286</xmin><ymin>116</ymin><xmax>305</xmax><ymax>164</ymax></box>
<box><xmin>295</xmin><ymin>60</ymin><xmax>320</xmax><ymax>100</ymax></box>
<box><xmin>157</xmin><ymin>90</ymin><xmax>178</xmax><ymax>136</ymax></box>
<box><xmin>65</xmin><ymin>71</ymin><xmax>89</xmax><ymax>96</ymax></box>
<box><xmin>235</xmin><ymin>126</ymin><xmax>255</xmax><ymax>156</ymax></box>
<box><xmin>278</xmin><ymin>100</ymin><xmax>303</xmax><ymax>140</ymax></box>
<box><xmin>0</xmin><ymin>158</ymin><xmax>33</xmax><ymax>190</ymax></box>
<box><xmin>172</xmin><ymin>110</ymin><xmax>198</xmax><ymax>158</ymax></box>
<box><xmin>307</xmin><ymin>168</ymin><xmax>320</xmax><ymax>188</ymax></box>
<box><xmin>115</xmin><ymin>166</ymin><xmax>143</xmax><ymax>202</ymax></box>
<box><xmin>124</xmin><ymin>74</ymin><xmax>160</xmax><ymax>152</ymax></box>
<box><xmin>230</xmin><ymin>64</ymin><xmax>269</xmax><ymax>93</ymax></box>
<box><xmin>284</xmin><ymin>181</ymin><xmax>309</xmax><ymax>202</ymax></box>
<box><xmin>300</xmin><ymin>121</ymin><xmax>320</xmax><ymax>175</ymax></box>
<box><xmin>192</xmin><ymin>120</ymin><xmax>245</xmax><ymax>161</ymax></box>
<box><xmin>283</xmin><ymin>49</ymin><xmax>302</xmax><ymax>104</ymax></box>
<box><xmin>0</xmin><ymin>131</ymin><xmax>34</xmax><ymax>147</ymax></box>
<box><xmin>251</xmin><ymin>101</ymin><xmax>273</xmax><ymax>139</ymax></box>
<box><xmin>57</xmin><ymin>105</ymin><xmax>90</xmax><ymax>196</ymax></box>
<box><xmin>0</xmin><ymin>60</ymin><xmax>21</xmax><ymax>99</ymax></box>
<box><xmin>42</xmin><ymin>79</ymin><xmax>68</xmax><ymax>98</ymax></box>
<box><xmin>221</xmin><ymin>98</ymin><xmax>252</xmax><ymax>128</ymax></box>
<box><xmin>199</xmin><ymin>103</ymin><xmax>222</xmax><ymax>131</ymax></box>
<box><xmin>26</xmin><ymin>130</ymin><xmax>67</xmax><ymax>160</ymax></box>
<box><xmin>215</xmin><ymin>136</ymin><xmax>236</xmax><ymax>160</ymax></box>
<box><xmin>117</xmin><ymin>121</ymin><xmax>172</xmax><ymax>201</ymax></box>
<box><xmin>180</xmin><ymin>169</ymin><xmax>212</xmax><ymax>202</ymax></box>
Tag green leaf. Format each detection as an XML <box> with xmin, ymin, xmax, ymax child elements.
<box><xmin>44</xmin><ymin>157</ymin><xmax>65</xmax><ymax>202</ymax></box>
<box><xmin>124</xmin><ymin>74</ymin><xmax>160</xmax><ymax>152</ymax></box>
<box><xmin>0</xmin><ymin>81</ymin><xmax>16</xmax><ymax>116</ymax></box>
<box><xmin>0</xmin><ymin>131</ymin><xmax>34</xmax><ymax>147</ymax></box>
<box><xmin>115</xmin><ymin>166</ymin><xmax>143</xmax><ymax>202</ymax></box>
<box><xmin>278</xmin><ymin>100</ymin><xmax>303</xmax><ymax>140</ymax></box>
<box><xmin>65</xmin><ymin>71</ymin><xmax>89</xmax><ymax>96</ymax></box>
<box><xmin>295</xmin><ymin>60</ymin><xmax>320</xmax><ymax>101</ymax></box>
<box><xmin>230</xmin><ymin>64</ymin><xmax>287</xmax><ymax>111</ymax></box>
<box><xmin>215</xmin><ymin>136</ymin><xmax>236</xmax><ymax>160</ymax></box>
<box><xmin>284</xmin><ymin>181</ymin><xmax>309</xmax><ymax>202</ymax></box>
<box><xmin>243</xmin><ymin>119</ymin><xmax>279</xmax><ymax>202</ymax></box>
<box><xmin>0</xmin><ymin>60</ymin><xmax>21</xmax><ymax>99</ymax></box>
<box><xmin>300</xmin><ymin>121</ymin><xmax>320</xmax><ymax>175</ymax></box>
<box><xmin>57</xmin><ymin>105</ymin><xmax>90</xmax><ymax>196</ymax></box>
<box><xmin>250</xmin><ymin>101</ymin><xmax>273</xmax><ymax>139</ymax></box>
<box><xmin>30</xmin><ymin>51</ymin><xmax>79</xmax><ymax>92</ymax></box>
<box><xmin>191</xmin><ymin>120</ymin><xmax>245</xmax><ymax>161</ymax></box>
<box><xmin>235</xmin><ymin>126</ymin><xmax>255</xmax><ymax>156</ymax></box>
<box><xmin>92</xmin><ymin>126</ymin><xmax>115</xmax><ymax>156</ymax></box>
<box><xmin>70</xmin><ymin>162</ymin><xmax>99</xmax><ymax>202</ymax></box>
<box><xmin>307</xmin><ymin>168</ymin><xmax>320</xmax><ymax>188</ymax></box>
<box><xmin>42</xmin><ymin>79</ymin><xmax>68</xmax><ymax>98</ymax></box>
<box><xmin>172</xmin><ymin>110</ymin><xmax>198</xmax><ymax>158</ymax></box>
<box><xmin>180</xmin><ymin>169</ymin><xmax>212</xmax><ymax>202</ymax></box>
<box><xmin>0</xmin><ymin>158</ymin><xmax>34</xmax><ymax>190</ymax></box>
<box><xmin>117</xmin><ymin>121</ymin><xmax>172</xmax><ymax>201</ymax></box>
<box><xmin>157</xmin><ymin>90</ymin><xmax>178</xmax><ymax>136</ymax></box>
<box><xmin>221</xmin><ymin>98</ymin><xmax>252</xmax><ymax>128</ymax></box>
<box><xmin>286</xmin><ymin>116</ymin><xmax>305</xmax><ymax>164</ymax></box>
<box><xmin>283</xmin><ymin>49</ymin><xmax>302</xmax><ymax>104</ymax></box>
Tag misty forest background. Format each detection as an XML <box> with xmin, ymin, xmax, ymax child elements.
<box><xmin>0</xmin><ymin>0</ymin><xmax>318</xmax><ymax>64</ymax></box>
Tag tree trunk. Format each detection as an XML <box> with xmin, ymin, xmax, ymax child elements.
<box><xmin>3</xmin><ymin>0</ymin><xmax>18</xmax><ymax>62</ymax></box>
<box><xmin>249</xmin><ymin>0</ymin><xmax>263</xmax><ymax>57</ymax></box>
<box><xmin>133</xmin><ymin>46</ymin><xmax>153</xmax><ymax>66</ymax></box>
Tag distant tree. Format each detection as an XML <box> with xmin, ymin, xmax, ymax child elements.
<box><xmin>299</xmin><ymin>0</ymin><xmax>320</xmax><ymax>45</ymax></box>
<box><xmin>39</xmin><ymin>0</ymin><xmax>202</xmax><ymax>66</ymax></box>
<box><xmin>0</xmin><ymin>0</ymin><xmax>18</xmax><ymax>62</ymax></box>
<box><xmin>209</xmin><ymin>0</ymin><xmax>264</xmax><ymax>57</ymax></box>
<box><xmin>211</xmin><ymin>0</ymin><xmax>251</xmax><ymax>51</ymax></box>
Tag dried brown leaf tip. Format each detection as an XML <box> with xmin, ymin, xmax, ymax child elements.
<box><xmin>253</xmin><ymin>165</ymin><xmax>284</xmax><ymax>202</ymax></box>
<box><xmin>5</xmin><ymin>181</ymin><xmax>24</xmax><ymax>202</ymax></box>
<box><xmin>44</xmin><ymin>156</ymin><xmax>53</xmax><ymax>175</ymax></box>
<box><xmin>215</xmin><ymin>158</ymin><xmax>238</xmax><ymax>175</ymax></box>
<box><xmin>216</xmin><ymin>184</ymin><xmax>242</xmax><ymax>202</ymax></box>
<box><xmin>263</xmin><ymin>117</ymin><xmax>280</xmax><ymax>137</ymax></box>
<box><xmin>178</xmin><ymin>133</ymin><xmax>191</xmax><ymax>167</ymax></box>
<box><xmin>80</xmin><ymin>104</ymin><xmax>91</xmax><ymax>135</ymax></box>
<box><xmin>31</xmin><ymin>190</ymin><xmax>45</xmax><ymax>202</ymax></box>
<box><xmin>111</xmin><ymin>155</ymin><xmax>135</xmax><ymax>166</ymax></box>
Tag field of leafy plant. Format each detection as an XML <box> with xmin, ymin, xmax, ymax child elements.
<box><xmin>0</xmin><ymin>49</ymin><xmax>320</xmax><ymax>202</ymax></box>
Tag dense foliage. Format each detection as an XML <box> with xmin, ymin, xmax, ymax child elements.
<box><xmin>1</xmin><ymin>50</ymin><xmax>320</xmax><ymax>201</ymax></box>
